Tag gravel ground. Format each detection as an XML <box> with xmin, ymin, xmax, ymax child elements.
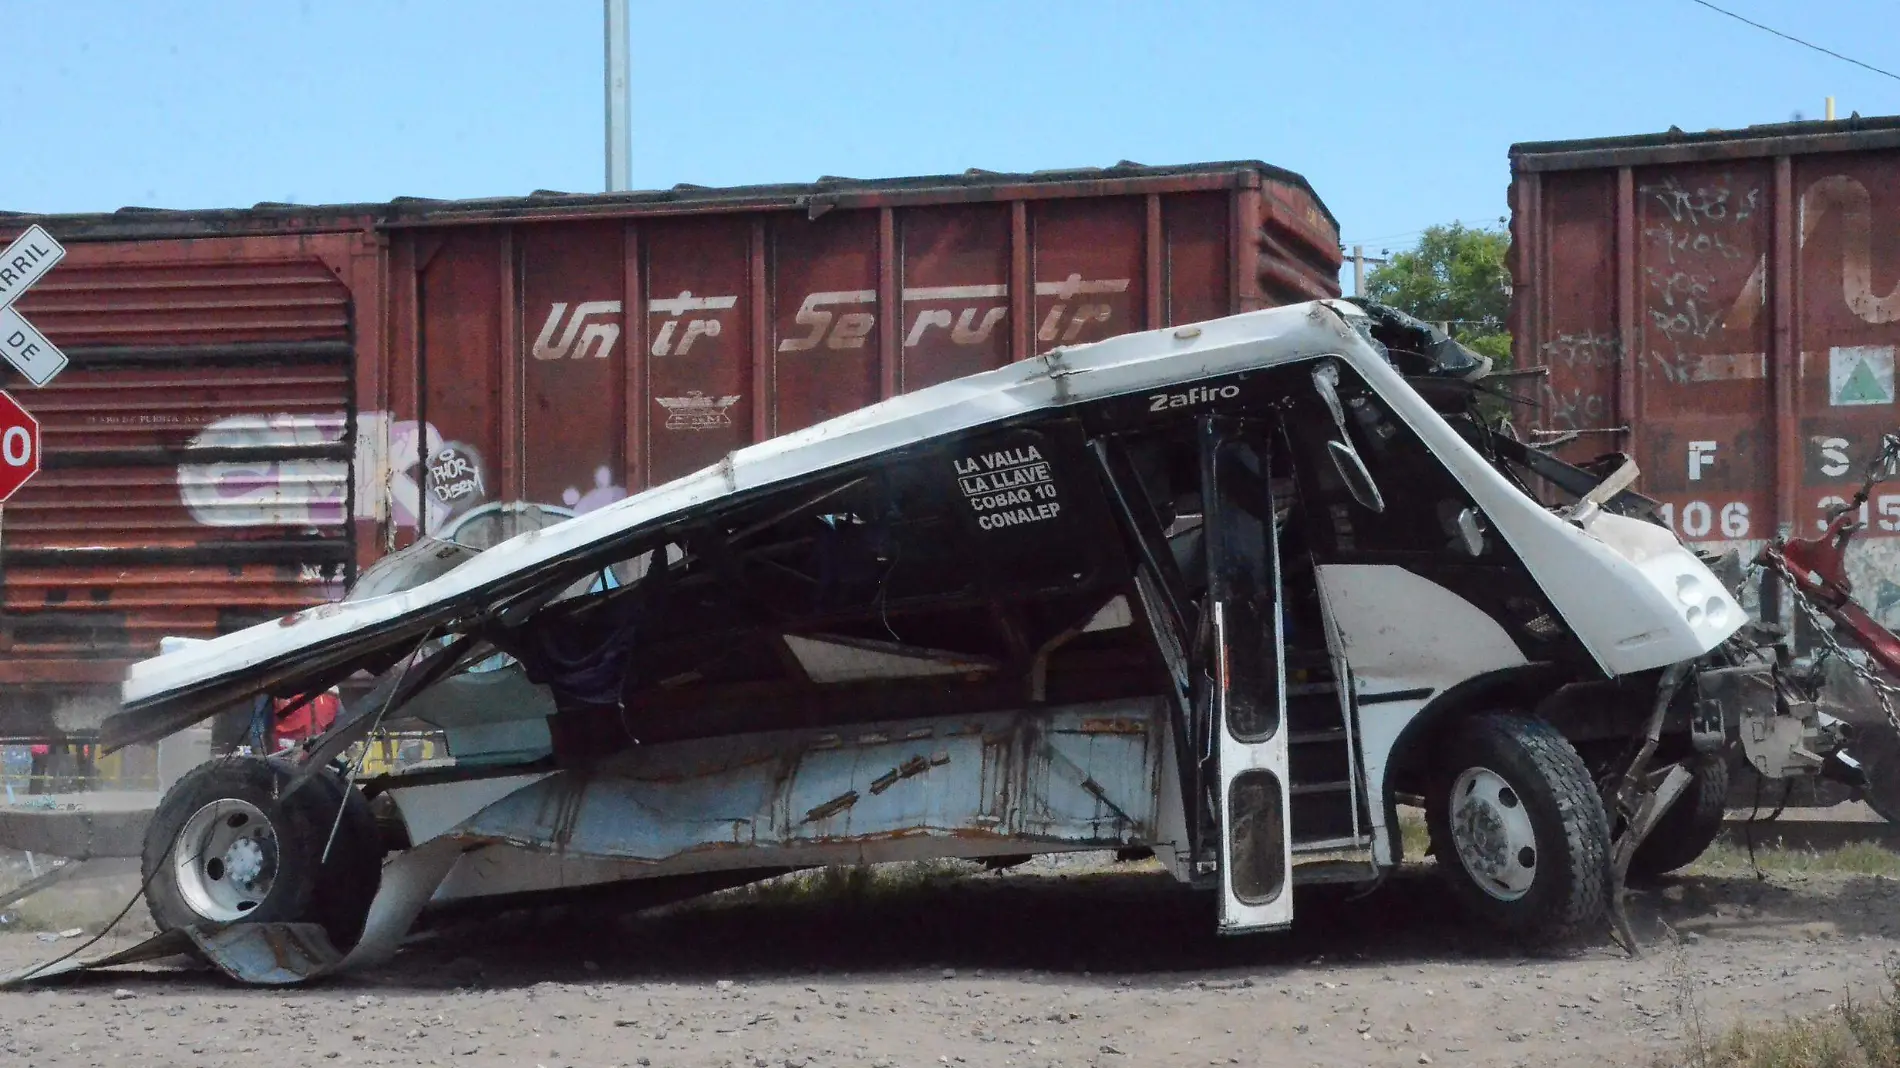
<box><xmin>1</xmin><ymin>853</ymin><xmax>1898</xmax><ymax>1068</ymax></box>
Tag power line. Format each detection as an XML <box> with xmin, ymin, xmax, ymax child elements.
<box><xmin>1685</xmin><ymin>0</ymin><xmax>1900</xmax><ymax>84</ymax></box>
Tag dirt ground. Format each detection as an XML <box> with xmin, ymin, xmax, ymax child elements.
<box><xmin>2</xmin><ymin>852</ymin><xmax>1899</xmax><ymax>1068</ymax></box>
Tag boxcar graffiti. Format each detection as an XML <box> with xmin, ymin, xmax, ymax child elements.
<box><xmin>1511</xmin><ymin>117</ymin><xmax>1900</xmax><ymax>635</ymax></box>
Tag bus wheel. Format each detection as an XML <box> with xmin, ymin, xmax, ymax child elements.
<box><xmin>1627</xmin><ymin>754</ymin><xmax>1729</xmax><ymax>878</ymax></box>
<box><xmin>1426</xmin><ymin>713</ymin><xmax>1611</xmax><ymax>946</ymax></box>
<box><xmin>143</xmin><ymin>756</ymin><xmax>381</xmax><ymax>949</ymax></box>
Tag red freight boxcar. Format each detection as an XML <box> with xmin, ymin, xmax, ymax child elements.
<box><xmin>1511</xmin><ymin>116</ymin><xmax>1900</xmax><ymax>636</ymax></box>
<box><xmin>0</xmin><ymin>161</ymin><xmax>1340</xmax><ymax>739</ymax></box>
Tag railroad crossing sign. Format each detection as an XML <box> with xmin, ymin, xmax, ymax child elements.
<box><xmin>0</xmin><ymin>390</ymin><xmax>40</xmax><ymax>503</ymax></box>
<box><xmin>0</xmin><ymin>225</ymin><xmax>68</xmax><ymax>387</ymax></box>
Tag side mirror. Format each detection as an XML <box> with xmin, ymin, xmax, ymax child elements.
<box><xmin>1314</xmin><ymin>361</ymin><xmax>1385</xmax><ymax>514</ymax></box>
<box><xmin>1327</xmin><ymin>440</ymin><xmax>1386</xmax><ymax>514</ymax></box>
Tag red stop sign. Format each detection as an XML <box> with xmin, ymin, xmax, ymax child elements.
<box><xmin>0</xmin><ymin>390</ymin><xmax>41</xmax><ymax>503</ymax></box>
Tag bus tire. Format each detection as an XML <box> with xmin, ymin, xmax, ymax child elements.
<box><xmin>1426</xmin><ymin>713</ymin><xmax>1611</xmax><ymax>946</ymax></box>
<box><xmin>143</xmin><ymin>756</ymin><xmax>382</xmax><ymax>950</ymax></box>
<box><xmin>1627</xmin><ymin>754</ymin><xmax>1729</xmax><ymax>879</ymax></box>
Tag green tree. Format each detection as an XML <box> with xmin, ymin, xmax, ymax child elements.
<box><xmin>1363</xmin><ymin>222</ymin><xmax>1512</xmax><ymax>365</ymax></box>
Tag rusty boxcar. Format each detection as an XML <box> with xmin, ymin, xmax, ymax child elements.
<box><xmin>0</xmin><ymin>161</ymin><xmax>1341</xmax><ymax>739</ymax></box>
<box><xmin>1511</xmin><ymin>116</ymin><xmax>1900</xmax><ymax>632</ymax></box>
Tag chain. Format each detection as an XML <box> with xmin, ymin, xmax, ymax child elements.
<box><xmin>1761</xmin><ymin>554</ymin><xmax>1900</xmax><ymax>745</ymax></box>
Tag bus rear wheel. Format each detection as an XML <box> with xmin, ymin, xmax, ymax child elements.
<box><xmin>142</xmin><ymin>756</ymin><xmax>381</xmax><ymax>950</ymax></box>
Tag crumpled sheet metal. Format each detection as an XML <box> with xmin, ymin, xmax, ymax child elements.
<box><xmin>0</xmin><ymin>837</ymin><xmax>464</xmax><ymax>988</ymax></box>
<box><xmin>1</xmin><ymin>922</ymin><xmax>341</xmax><ymax>988</ymax></box>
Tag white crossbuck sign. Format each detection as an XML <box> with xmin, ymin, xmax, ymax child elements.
<box><xmin>0</xmin><ymin>225</ymin><xmax>67</xmax><ymax>387</ymax></box>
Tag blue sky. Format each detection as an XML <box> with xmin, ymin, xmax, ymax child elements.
<box><xmin>8</xmin><ymin>0</ymin><xmax>1897</xmax><ymax>284</ymax></box>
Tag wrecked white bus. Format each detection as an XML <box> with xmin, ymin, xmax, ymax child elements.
<box><xmin>17</xmin><ymin>299</ymin><xmax>1857</xmax><ymax>984</ymax></box>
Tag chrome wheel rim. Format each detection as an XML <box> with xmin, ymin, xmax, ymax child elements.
<box><xmin>1448</xmin><ymin>767</ymin><xmax>1538</xmax><ymax>902</ymax></box>
<box><xmin>171</xmin><ymin>799</ymin><xmax>278</xmax><ymax>921</ymax></box>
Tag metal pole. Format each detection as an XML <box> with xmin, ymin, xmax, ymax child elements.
<box><xmin>1352</xmin><ymin>245</ymin><xmax>1364</xmax><ymax>297</ymax></box>
<box><xmin>604</xmin><ymin>0</ymin><xmax>631</xmax><ymax>192</ymax></box>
